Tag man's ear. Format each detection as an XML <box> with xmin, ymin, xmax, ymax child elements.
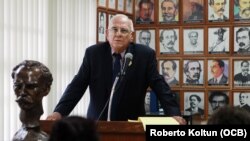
<box><xmin>129</xmin><ymin>33</ymin><xmax>134</xmax><ymax>42</ymax></box>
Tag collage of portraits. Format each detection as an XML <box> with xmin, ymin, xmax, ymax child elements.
<box><xmin>97</xmin><ymin>0</ymin><xmax>250</xmax><ymax>120</ymax></box>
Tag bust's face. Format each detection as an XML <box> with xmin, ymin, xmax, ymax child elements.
<box><xmin>13</xmin><ymin>66</ymin><xmax>48</xmax><ymax>110</ymax></box>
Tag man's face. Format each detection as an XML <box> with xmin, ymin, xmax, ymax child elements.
<box><xmin>239</xmin><ymin>0</ymin><xmax>250</xmax><ymax>18</ymax></box>
<box><xmin>139</xmin><ymin>3</ymin><xmax>152</xmax><ymax>20</ymax></box>
<box><xmin>162</xmin><ymin>30</ymin><xmax>176</xmax><ymax>49</ymax></box>
<box><xmin>211</xmin><ymin>95</ymin><xmax>227</xmax><ymax>111</ymax></box>
<box><xmin>13</xmin><ymin>66</ymin><xmax>47</xmax><ymax>110</ymax></box>
<box><xmin>186</xmin><ymin>62</ymin><xmax>201</xmax><ymax>81</ymax></box>
<box><xmin>139</xmin><ymin>31</ymin><xmax>151</xmax><ymax>46</ymax></box>
<box><xmin>162</xmin><ymin>61</ymin><xmax>176</xmax><ymax>80</ymax></box>
<box><xmin>107</xmin><ymin>16</ymin><xmax>132</xmax><ymax>52</ymax></box>
<box><xmin>217</xmin><ymin>30</ymin><xmax>224</xmax><ymax>40</ymax></box>
<box><xmin>239</xmin><ymin>93</ymin><xmax>249</xmax><ymax>105</ymax></box>
<box><xmin>189</xmin><ymin>32</ymin><xmax>198</xmax><ymax>45</ymax></box>
<box><xmin>210</xmin><ymin>61</ymin><xmax>224</xmax><ymax>78</ymax></box>
<box><xmin>161</xmin><ymin>1</ymin><xmax>176</xmax><ymax>21</ymax></box>
<box><xmin>237</xmin><ymin>30</ymin><xmax>250</xmax><ymax>49</ymax></box>
<box><xmin>189</xmin><ymin>96</ymin><xmax>199</xmax><ymax>108</ymax></box>
<box><xmin>241</xmin><ymin>62</ymin><xmax>250</xmax><ymax>76</ymax></box>
<box><xmin>211</xmin><ymin>0</ymin><xmax>225</xmax><ymax>17</ymax></box>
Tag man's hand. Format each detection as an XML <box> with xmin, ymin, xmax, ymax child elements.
<box><xmin>46</xmin><ymin>112</ymin><xmax>62</xmax><ymax>120</ymax></box>
<box><xmin>173</xmin><ymin>116</ymin><xmax>187</xmax><ymax>125</ymax></box>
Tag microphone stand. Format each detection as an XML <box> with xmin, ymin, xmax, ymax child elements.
<box><xmin>107</xmin><ymin>75</ymin><xmax>120</xmax><ymax>121</ymax></box>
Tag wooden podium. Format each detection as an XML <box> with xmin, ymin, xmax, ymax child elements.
<box><xmin>40</xmin><ymin>120</ymin><xmax>145</xmax><ymax>141</ymax></box>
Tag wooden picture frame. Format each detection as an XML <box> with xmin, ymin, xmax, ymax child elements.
<box><xmin>135</xmin><ymin>0</ymin><xmax>155</xmax><ymax>24</ymax></box>
<box><xmin>135</xmin><ymin>29</ymin><xmax>156</xmax><ymax>50</ymax></box>
<box><xmin>207</xmin><ymin>59</ymin><xmax>230</xmax><ymax>87</ymax></box>
<box><xmin>183</xmin><ymin>91</ymin><xmax>205</xmax><ymax>116</ymax></box>
<box><xmin>125</xmin><ymin>0</ymin><xmax>133</xmax><ymax>14</ymax></box>
<box><xmin>183</xmin><ymin>28</ymin><xmax>204</xmax><ymax>55</ymax></box>
<box><xmin>117</xmin><ymin>0</ymin><xmax>125</xmax><ymax>11</ymax></box>
<box><xmin>183</xmin><ymin>0</ymin><xmax>204</xmax><ymax>23</ymax></box>
<box><xmin>158</xmin><ymin>59</ymin><xmax>180</xmax><ymax>87</ymax></box>
<box><xmin>208</xmin><ymin>91</ymin><xmax>230</xmax><ymax>115</ymax></box>
<box><xmin>159</xmin><ymin>28</ymin><xmax>180</xmax><ymax>55</ymax></box>
<box><xmin>233</xmin><ymin>26</ymin><xmax>250</xmax><ymax>55</ymax></box>
<box><xmin>159</xmin><ymin>0</ymin><xmax>179</xmax><ymax>24</ymax></box>
<box><xmin>108</xmin><ymin>0</ymin><xmax>116</xmax><ymax>10</ymax></box>
<box><xmin>234</xmin><ymin>0</ymin><xmax>250</xmax><ymax>22</ymax></box>
<box><xmin>233</xmin><ymin>91</ymin><xmax>250</xmax><ymax>113</ymax></box>
<box><xmin>97</xmin><ymin>11</ymin><xmax>107</xmax><ymax>43</ymax></box>
<box><xmin>98</xmin><ymin>0</ymin><xmax>107</xmax><ymax>8</ymax></box>
<box><xmin>182</xmin><ymin>59</ymin><xmax>204</xmax><ymax>87</ymax></box>
<box><xmin>208</xmin><ymin>27</ymin><xmax>230</xmax><ymax>54</ymax></box>
<box><xmin>208</xmin><ymin>0</ymin><xmax>230</xmax><ymax>22</ymax></box>
<box><xmin>233</xmin><ymin>59</ymin><xmax>250</xmax><ymax>87</ymax></box>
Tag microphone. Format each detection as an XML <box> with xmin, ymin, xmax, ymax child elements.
<box><xmin>121</xmin><ymin>53</ymin><xmax>133</xmax><ymax>76</ymax></box>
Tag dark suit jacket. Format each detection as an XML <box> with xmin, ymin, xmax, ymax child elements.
<box><xmin>54</xmin><ymin>42</ymin><xmax>180</xmax><ymax>121</ymax></box>
<box><xmin>208</xmin><ymin>74</ymin><xmax>228</xmax><ymax>84</ymax></box>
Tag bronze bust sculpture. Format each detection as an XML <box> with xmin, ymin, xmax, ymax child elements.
<box><xmin>12</xmin><ymin>60</ymin><xmax>53</xmax><ymax>141</ymax></box>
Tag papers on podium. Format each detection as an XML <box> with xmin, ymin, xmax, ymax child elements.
<box><xmin>128</xmin><ymin>117</ymin><xmax>179</xmax><ymax>131</ymax></box>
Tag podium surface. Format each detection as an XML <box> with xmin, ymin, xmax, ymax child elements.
<box><xmin>40</xmin><ymin>120</ymin><xmax>145</xmax><ymax>141</ymax></box>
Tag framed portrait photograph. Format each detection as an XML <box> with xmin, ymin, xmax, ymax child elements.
<box><xmin>135</xmin><ymin>29</ymin><xmax>155</xmax><ymax>50</ymax></box>
<box><xmin>233</xmin><ymin>92</ymin><xmax>250</xmax><ymax>112</ymax></box>
<box><xmin>159</xmin><ymin>0</ymin><xmax>179</xmax><ymax>24</ymax></box>
<box><xmin>183</xmin><ymin>91</ymin><xmax>204</xmax><ymax>116</ymax></box>
<box><xmin>183</xmin><ymin>0</ymin><xmax>204</xmax><ymax>23</ymax></box>
<box><xmin>125</xmin><ymin>0</ymin><xmax>133</xmax><ymax>14</ymax></box>
<box><xmin>158</xmin><ymin>59</ymin><xmax>180</xmax><ymax>86</ymax></box>
<box><xmin>233</xmin><ymin>26</ymin><xmax>250</xmax><ymax>55</ymax></box>
<box><xmin>97</xmin><ymin>11</ymin><xmax>107</xmax><ymax>42</ymax></box>
<box><xmin>98</xmin><ymin>0</ymin><xmax>107</xmax><ymax>8</ymax></box>
<box><xmin>234</xmin><ymin>0</ymin><xmax>250</xmax><ymax>22</ymax></box>
<box><xmin>183</xmin><ymin>60</ymin><xmax>204</xmax><ymax>86</ymax></box>
<box><xmin>159</xmin><ymin>28</ymin><xmax>179</xmax><ymax>54</ymax></box>
<box><xmin>208</xmin><ymin>91</ymin><xmax>229</xmax><ymax>115</ymax></box>
<box><xmin>117</xmin><ymin>0</ymin><xmax>125</xmax><ymax>11</ymax></box>
<box><xmin>183</xmin><ymin>28</ymin><xmax>204</xmax><ymax>54</ymax></box>
<box><xmin>207</xmin><ymin>59</ymin><xmax>229</xmax><ymax>86</ymax></box>
<box><xmin>108</xmin><ymin>0</ymin><xmax>116</xmax><ymax>9</ymax></box>
<box><xmin>208</xmin><ymin>0</ymin><xmax>229</xmax><ymax>22</ymax></box>
<box><xmin>135</xmin><ymin>0</ymin><xmax>154</xmax><ymax>24</ymax></box>
<box><xmin>208</xmin><ymin>27</ymin><xmax>230</xmax><ymax>54</ymax></box>
<box><xmin>233</xmin><ymin>59</ymin><xmax>250</xmax><ymax>87</ymax></box>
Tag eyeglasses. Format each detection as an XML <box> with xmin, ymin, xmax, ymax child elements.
<box><xmin>108</xmin><ymin>27</ymin><xmax>131</xmax><ymax>35</ymax></box>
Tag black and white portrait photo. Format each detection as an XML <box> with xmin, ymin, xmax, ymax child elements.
<box><xmin>136</xmin><ymin>29</ymin><xmax>155</xmax><ymax>50</ymax></box>
<box><xmin>208</xmin><ymin>0</ymin><xmax>229</xmax><ymax>22</ymax></box>
<box><xmin>159</xmin><ymin>60</ymin><xmax>180</xmax><ymax>86</ymax></box>
<box><xmin>184</xmin><ymin>92</ymin><xmax>204</xmax><ymax>116</ymax></box>
<box><xmin>234</xmin><ymin>60</ymin><xmax>250</xmax><ymax>86</ymax></box>
<box><xmin>98</xmin><ymin>11</ymin><xmax>107</xmax><ymax>42</ymax></box>
<box><xmin>183</xmin><ymin>28</ymin><xmax>204</xmax><ymax>54</ymax></box>
<box><xmin>108</xmin><ymin>0</ymin><xmax>116</xmax><ymax>9</ymax></box>
<box><xmin>208</xmin><ymin>59</ymin><xmax>229</xmax><ymax>86</ymax></box>
<box><xmin>159</xmin><ymin>28</ymin><xmax>179</xmax><ymax>54</ymax></box>
<box><xmin>183</xmin><ymin>60</ymin><xmax>204</xmax><ymax>86</ymax></box>
<box><xmin>125</xmin><ymin>0</ymin><xmax>133</xmax><ymax>14</ymax></box>
<box><xmin>208</xmin><ymin>91</ymin><xmax>229</xmax><ymax>115</ymax></box>
<box><xmin>208</xmin><ymin>27</ymin><xmax>230</xmax><ymax>54</ymax></box>
<box><xmin>117</xmin><ymin>0</ymin><xmax>125</xmax><ymax>11</ymax></box>
<box><xmin>98</xmin><ymin>0</ymin><xmax>107</xmax><ymax>7</ymax></box>
<box><xmin>234</xmin><ymin>26</ymin><xmax>250</xmax><ymax>54</ymax></box>
<box><xmin>234</xmin><ymin>92</ymin><xmax>250</xmax><ymax>112</ymax></box>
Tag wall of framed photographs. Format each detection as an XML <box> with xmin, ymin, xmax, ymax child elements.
<box><xmin>97</xmin><ymin>0</ymin><xmax>250</xmax><ymax>121</ymax></box>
